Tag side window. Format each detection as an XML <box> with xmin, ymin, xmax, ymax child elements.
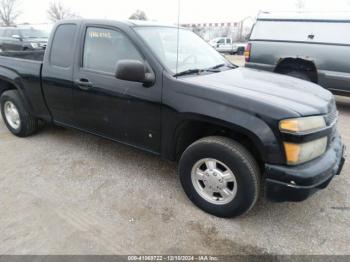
<box><xmin>50</xmin><ymin>24</ymin><xmax>77</xmax><ymax>68</ymax></box>
<box><xmin>0</xmin><ymin>29</ymin><xmax>4</xmax><ymax>37</ymax></box>
<box><xmin>226</xmin><ymin>38</ymin><xmax>231</xmax><ymax>44</ymax></box>
<box><xmin>83</xmin><ymin>27</ymin><xmax>143</xmax><ymax>73</ymax></box>
<box><xmin>217</xmin><ymin>38</ymin><xmax>225</xmax><ymax>44</ymax></box>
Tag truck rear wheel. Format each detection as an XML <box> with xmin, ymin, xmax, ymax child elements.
<box><xmin>284</xmin><ymin>70</ymin><xmax>312</xmax><ymax>82</ymax></box>
<box><xmin>0</xmin><ymin>90</ymin><xmax>38</xmax><ymax>137</ymax></box>
<box><xmin>179</xmin><ymin>136</ymin><xmax>260</xmax><ymax>218</ymax></box>
<box><xmin>237</xmin><ymin>47</ymin><xmax>245</xmax><ymax>55</ymax></box>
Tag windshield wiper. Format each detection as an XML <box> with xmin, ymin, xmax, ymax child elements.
<box><xmin>174</xmin><ymin>69</ymin><xmax>202</xmax><ymax>77</ymax></box>
<box><xmin>174</xmin><ymin>63</ymin><xmax>236</xmax><ymax>77</ymax></box>
<box><xmin>208</xmin><ymin>63</ymin><xmax>237</xmax><ymax>70</ymax></box>
<box><xmin>209</xmin><ymin>63</ymin><xmax>226</xmax><ymax>70</ymax></box>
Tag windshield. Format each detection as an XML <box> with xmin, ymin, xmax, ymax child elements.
<box><xmin>135</xmin><ymin>27</ymin><xmax>229</xmax><ymax>74</ymax></box>
<box><xmin>20</xmin><ymin>28</ymin><xmax>50</xmax><ymax>39</ymax></box>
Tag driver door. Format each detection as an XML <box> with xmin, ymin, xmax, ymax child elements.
<box><xmin>72</xmin><ymin>26</ymin><xmax>162</xmax><ymax>153</ymax></box>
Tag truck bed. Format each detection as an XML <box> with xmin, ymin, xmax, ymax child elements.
<box><xmin>0</xmin><ymin>51</ymin><xmax>49</xmax><ymax>120</ymax></box>
<box><xmin>0</xmin><ymin>51</ymin><xmax>45</xmax><ymax>61</ymax></box>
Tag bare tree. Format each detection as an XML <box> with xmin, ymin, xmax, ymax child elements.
<box><xmin>47</xmin><ymin>1</ymin><xmax>78</xmax><ymax>22</ymax></box>
<box><xmin>191</xmin><ymin>25</ymin><xmax>205</xmax><ymax>38</ymax></box>
<box><xmin>129</xmin><ymin>10</ymin><xmax>148</xmax><ymax>20</ymax></box>
<box><xmin>295</xmin><ymin>0</ymin><xmax>305</xmax><ymax>10</ymax></box>
<box><xmin>0</xmin><ymin>0</ymin><xmax>21</xmax><ymax>26</ymax></box>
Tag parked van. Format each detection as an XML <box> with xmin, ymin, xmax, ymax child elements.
<box><xmin>245</xmin><ymin>12</ymin><xmax>350</xmax><ymax>96</ymax></box>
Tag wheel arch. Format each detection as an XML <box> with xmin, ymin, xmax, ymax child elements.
<box><xmin>0</xmin><ymin>72</ymin><xmax>33</xmax><ymax>115</ymax></box>
<box><xmin>172</xmin><ymin>115</ymin><xmax>267</xmax><ymax>170</ymax></box>
<box><xmin>274</xmin><ymin>57</ymin><xmax>318</xmax><ymax>83</ymax></box>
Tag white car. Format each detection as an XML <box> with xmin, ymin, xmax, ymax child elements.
<box><xmin>210</xmin><ymin>37</ymin><xmax>247</xmax><ymax>55</ymax></box>
<box><xmin>210</xmin><ymin>37</ymin><xmax>238</xmax><ymax>54</ymax></box>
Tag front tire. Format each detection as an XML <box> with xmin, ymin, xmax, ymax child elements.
<box><xmin>179</xmin><ymin>136</ymin><xmax>260</xmax><ymax>218</ymax></box>
<box><xmin>0</xmin><ymin>90</ymin><xmax>38</xmax><ymax>137</ymax></box>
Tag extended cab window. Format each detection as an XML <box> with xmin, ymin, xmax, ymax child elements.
<box><xmin>50</xmin><ymin>24</ymin><xmax>77</xmax><ymax>68</ymax></box>
<box><xmin>83</xmin><ymin>27</ymin><xmax>143</xmax><ymax>73</ymax></box>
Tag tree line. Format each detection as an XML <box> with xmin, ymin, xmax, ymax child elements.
<box><xmin>0</xmin><ymin>0</ymin><xmax>148</xmax><ymax>27</ymax></box>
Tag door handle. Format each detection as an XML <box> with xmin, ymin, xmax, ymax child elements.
<box><xmin>75</xmin><ymin>78</ymin><xmax>93</xmax><ymax>90</ymax></box>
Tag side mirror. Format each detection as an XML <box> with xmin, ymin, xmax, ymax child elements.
<box><xmin>11</xmin><ymin>35</ymin><xmax>22</xmax><ymax>40</ymax></box>
<box><xmin>115</xmin><ymin>60</ymin><xmax>154</xmax><ymax>86</ymax></box>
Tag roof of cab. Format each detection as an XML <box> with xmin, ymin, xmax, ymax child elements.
<box><xmin>125</xmin><ymin>19</ymin><xmax>177</xmax><ymax>27</ymax></box>
<box><xmin>58</xmin><ymin>19</ymin><xmax>178</xmax><ymax>28</ymax></box>
<box><xmin>258</xmin><ymin>11</ymin><xmax>350</xmax><ymax>21</ymax></box>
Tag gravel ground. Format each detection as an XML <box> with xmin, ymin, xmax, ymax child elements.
<box><xmin>0</xmin><ymin>78</ymin><xmax>349</xmax><ymax>254</ymax></box>
<box><xmin>225</xmin><ymin>55</ymin><xmax>245</xmax><ymax>66</ymax></box>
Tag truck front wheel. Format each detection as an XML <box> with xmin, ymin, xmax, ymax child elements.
<box><xmin>0</xmin><ymin>90</ymin><xmax>38</xmax><ymax>137</ymax></box>
<box><xmin>179</xmin><ymin>136</ymin><xmax>260</xmax><ymax>218</ymax></box>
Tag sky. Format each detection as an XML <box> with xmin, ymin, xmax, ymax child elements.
<box><xmin>16</xmin><ymin>0</ymin><xmax>350</xmax><ymax>25</ymax></box>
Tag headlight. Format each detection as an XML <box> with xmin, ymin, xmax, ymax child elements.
<box><xmin>283</xmin><ymin>137</ymin><xmax>328</xmax><ymax>165</ymax></box>
<box><xmin>279</xmin><ymin>116</ymin><xmax>326</xmax><ymax>133</ymax></box>
<box><xmin>280</xmin><ymin>116</ymin><xmax>328</xmax><ymax>165</ymax></box>
<box><xmin>30</xmin><ymin>43</ymin><xmax>39</xmax><ymax>48</ymax></box>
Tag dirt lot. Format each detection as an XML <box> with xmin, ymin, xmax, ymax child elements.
<box><xmin>225</xmin><ymin>55</ymin><xmax>245</xmax><ymax>66</ymax></box>
<box><xmin>0</xmin><ymin>66</ymin><xmax>349</xmax><ymax>254</ymax></box>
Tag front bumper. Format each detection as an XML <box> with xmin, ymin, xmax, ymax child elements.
<box><xmin>265</xmin><ymin>133</ymin><xmax>346</xmax><ymax>202</ymax></box>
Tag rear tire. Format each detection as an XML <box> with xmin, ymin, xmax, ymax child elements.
<box><xmin>0</xmin><ymin>90</ymin><xmax>38</xmax><ymax>137</ymax></box>
<box><xmin>179</xmin><ymin>136</ymin><xmax>260</xmax><ymax>218</ymax></box>
<box><xmin>237</xmin><ymin>47</ymin><xmax>245</xmax><ymax>56</ymax></box>
<box><xmin>284</xmin><ymin>70</ymin><xmax>312</xmax><ymax>82</ymax></box>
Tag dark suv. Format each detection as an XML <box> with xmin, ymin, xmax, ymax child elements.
<box><xmin>0</xmin><ymin>27</ymin><xmax>49</xmax><ymax>52</ymax></box>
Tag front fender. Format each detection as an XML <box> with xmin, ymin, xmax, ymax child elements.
<box><xmin>162</xmin><ymin>108</ymin><xmax>283</xmax><ymax>164</ymax></box>
<box><xmin>161</xmin><ymin>75</ymin><xmax>285</xmax><ymax>164</ymax></box>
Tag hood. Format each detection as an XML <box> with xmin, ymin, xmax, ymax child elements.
<box><xmin>180</xmin><ymin>67</ymin><xmax>334</xmax><ymax>118</ymax></box>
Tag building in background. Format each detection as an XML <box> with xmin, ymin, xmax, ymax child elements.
<box><xmin>181</xmin><ymin>22</ymin><xmax>239</xmax><ymax>41</ymax></box>
<box><xmin>181</xmin><ymin>17</ymin><xmax>255</xmax><ymax>42</ymax></box>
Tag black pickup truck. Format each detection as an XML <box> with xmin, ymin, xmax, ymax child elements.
<box><xmin>0</xmin><ymin>20</ymin><xmax>346</xmax><ymax>218</ymax></box>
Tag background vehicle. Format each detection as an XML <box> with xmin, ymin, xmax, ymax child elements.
<box><xmin>0</xmin><ymin>27</ymin><xmax>49</xmax><ymax>52</ymax></box>
<box><xmin>245</xmin><ymin>12</ymin><xmax>350</xmax><ymax>96</ymax></box>
<box><xmin>210</xmin><ymin>37</ymin><xmax>238</xmax><ymax>54</ymax></box>
<box><xmin>235</xmin><ymin>42</ymin><xmax>247</xmax><ymax>55</ymax></box>
<box><xmin>0</xmin><ymin>20</ymin><xmax>345</xmax><ymax>218</ymax></box>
